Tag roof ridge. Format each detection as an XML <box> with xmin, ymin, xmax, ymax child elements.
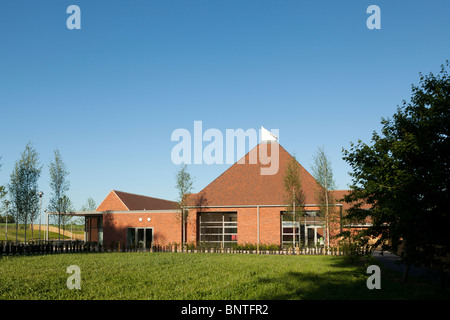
<box><xmin>111</xmin><ymin>190</ymin><xmax>130</xmax><ymax>210</ymax></box>
<box><xmin>193</xmin><ymin>141</ymin><xmax>328</xmax><ymax>206</ymax></box>
<box><xmin>113</xmin><ymin>190</ymin><xmax>177</xmax><ymax>203</ymax></box>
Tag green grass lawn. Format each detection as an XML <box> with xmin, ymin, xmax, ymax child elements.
<box><xmin>0</xmin><ymin>252</ymin><xmax>446</xmax><ymax>300</ymax></box>
<box><xmin>0</xmin><ymin>227</ymin><xmax>70</xmax><ymax>241</ymax></box>
<box><xmin>0</xmin><ymin>223</ymin><xmax>84</xmax><ymax>241</ymax></box>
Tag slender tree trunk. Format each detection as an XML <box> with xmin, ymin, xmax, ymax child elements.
<box><xmin>293</xmin><ymin>188</ymin><xmax>295</xmax><ymax>248</ymax></box>
<box><xmin>24</xmin><ymin>218</ymin><xmax>27</xmax><ymax>252</ymax></box>
<box><xmin>59</xmin><ymin>213</ymin><xmax>62</xmax><ymax>244</ymax></box>
<box><xmin>324</xmin><ymin>168</ymin><xmax>330</xmax><ymax>249</ymax></box>
<box><xmin>304</xmin><ymin>215</ymin><xmax>307</xmax><ymax>246</ymax></box>
<box><xmin>181</xmin><ymin>208</ymin><xmax>185</xmax><ymax>252</ymax></box>
<box><xmin>325</xmin><ymin>191</ymin><xmax>329</xmax><ymax>248</ymax></box>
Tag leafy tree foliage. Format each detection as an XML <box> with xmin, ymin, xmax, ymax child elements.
<box><xmin>80</xmin><ymin>197</ymin><xmax>97</xmax><ymax>212</ymax></box>
<box><xmin>283</xmin><ymin>155</ymin><xmax>305</xmax><ymax>247</ymax></box>
<box><xmin>0</xmin><ymin>157</ymin><xmax>6</xmax><ymax>201</ymax></box>
<box><xmin>175</xmin><ymin>164</ymin><xmax>194</xmax><ymax>250</ymax></box>
<box><xmin>47</xmin><ymin>149</ymin><xmax>71</xmax><ymax>242</ymax></box>
<box><xmin>283</xmin><ymin>155</ymin><xmax>306</xmax><ymax>211</ymax></box>
<box><xmin>73</xmin><ymin>197</ymin><xmax>97</xmax><ymax>225</ymax></box>
<box><xmin>342</xmin><ymin>62</ymin><xmax>450</xmax><ymax>283</ymax></box>
<box><xmin>312</xmin><ymin>147</ymin><xmax>337</xmax><ymax>247</ymax></box>
<box><xmin>8</xmin><ymin>142</ymin><xmax>42</xmax><ymax>244</ymax></box>
<box><xmin>0</xmin><ymin>214</ymin><xmax>15</xmax><ymax>224</ymax></box>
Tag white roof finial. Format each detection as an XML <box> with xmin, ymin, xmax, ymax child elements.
<box><xmin>261</xmin><ymin>126</ymin><xmax>278</xmax><ymax>141</ymax></box>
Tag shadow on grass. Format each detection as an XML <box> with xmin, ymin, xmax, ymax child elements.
<box><xmin>251</xmin><ymin>257</ymin><xmax>447</xmax><ymax>300</ymax></box>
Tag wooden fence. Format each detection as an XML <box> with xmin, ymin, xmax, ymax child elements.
<box><xmin>137</xmin><ymin>245</ymin><xmax>370</xmax><ymax>256</ymax></box>
<box><xmin>0</xmin><ymin>241</ymin><xmax>101</xmax><ymax>255</ymax></box>
<box><xmin>1</xmin><ymin>241</ymin><xmax>371</xmax><ymax>256</ymax></box>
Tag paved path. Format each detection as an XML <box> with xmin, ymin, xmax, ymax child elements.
<box><xmin>371</xmin><ymin>250</ymin><xmax>438</xmax><ymax>282</ymax></box>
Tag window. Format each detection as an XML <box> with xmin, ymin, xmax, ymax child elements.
<box><xmin>127</xmin><ymin>227</ymin><xmax>153</xmax><ymax>249</ymax></box>
<box><xmin>305</xmin><ymin>211</ymin><xmax>320</xmax><ymax>217</ymax></box>
<box><xmin>281</xmin><ymin>212</ymin><xmax>300</xmax><ymax>247</ymax></box>
<box><xmin>199</xmin><ymin>212</ymin><xmax>237</xmax><ymax>247</ymax></box>
<box><xmin>281</xmin><ymin>211</ymin><xmax>326</xmax><ymax>247</ymax></box>
<box><xmin>85</xmin><ymin>216</ymin><xmax>103</xmax><ymax>244</ymax></box>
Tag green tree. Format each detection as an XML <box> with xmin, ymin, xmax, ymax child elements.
<box><xmin>47</xmin><ymin>149</ymin><xmax>71</xmax><ymax>243</ymax></box>
<box><xmin>175</xmin><ymin>164</ymin><xmax>194</xmax><ymax>251</ymax></box>
<box><xmin>8</xmin><ymin>142</ymin><xmax>42</xmax><ymax>245</ymax></box>
<box><xmin>80</xmin><ymin>197</ymin><xmax>97</xmax><ymax>212</ymax></box>
<box><xmin>59</xmin><ymin>195</ymin><xmax>75</xmax><ymax>233</ymax></box>
<box><xmin>77</xmin><ymin>197</ymin><xmax>97</xmax><ymax>225</ymax></box>
<box><xmin>0</xmin><ymin>212</ymin><xmax>15</xmax><ymax>224</ymax></box>
<box><xmin>342</xmin><ymin>62</ymin><xmax>450</xmax><ymax>284</ymax></box>
<box><xmin>0</xmin><ymin>157</ymin><xmax>6</xmax><ymax>201</ymax></box>
<box><xmin>311</xmin><ymin>146</ymin><xmax>337</xmax><ymax>248</ymax></box>
<box><xmin>1</xmin><ymin>158</ymin><xmax>12</xmax><ymax>228</ymax></box>
<box><xmin>283</xmin><ymin>155</ymin><xmax>305</xmax><ymax>248</ymax></box>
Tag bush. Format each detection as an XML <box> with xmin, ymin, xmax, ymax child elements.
<box><xmin>0</xmin><ymin>215</ymin><xmax>15</xmax><ymax>223</ymax></box>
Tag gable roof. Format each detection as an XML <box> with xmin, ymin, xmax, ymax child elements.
<box><xmin>97</xmin><ymin>190</ymin><xmax>178</xmax><ymax>211</ymax></box>
<box><xmin>192</xmin><ymin>142</ymin><xmax>324</xmax><ymax>206</ymax></box>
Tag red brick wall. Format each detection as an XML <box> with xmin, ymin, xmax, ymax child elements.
<box><xmin>187</xmin><ymin>206</ymin><xmax>283</xmax><ymax>246</ymax></box>
<box><xmin>101</xmin><ymin>206</ymin><xmax>352</xmax><ymax>247</ymax></box>
<box><xmin>103</xmin><ymin>211</ymin><xmax>182</xmax><ymax>248</ymax></box>
<box><xmin>259</xmin><ymin>207</ymin><xmax>282</xmax><ymax>245</ymax></box>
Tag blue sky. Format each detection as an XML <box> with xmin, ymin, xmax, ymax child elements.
<box><xmin>1</xmin><ymin>0</ymin><xmax>449</xmax><ymax>215</ymax></box>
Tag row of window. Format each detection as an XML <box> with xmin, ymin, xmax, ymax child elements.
<box><xmin>198</xmin><ymin>211</ymin><xmax>325</xmax><ymax>247</ymax></box>
<box><xmin>86</xmin><ymin>212</ymin><xmax>325</xmax><ymax>247</ymax></box>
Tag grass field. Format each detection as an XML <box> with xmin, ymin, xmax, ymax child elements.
<box><xmin>0</xmin><ymin>228</ymin><xmax>69</xmax><ymax>241</ymax></box>
<box><xmin>0</xmin><ymin>252</ymin><xmax>446</xmax><ymax>300</ymax></box>
<box><xmin>0</xmin><ymin>223</ymin><xmax>84</xmax><ymax>241</ymax></box>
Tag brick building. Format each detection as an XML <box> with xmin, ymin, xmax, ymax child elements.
<box><xmin>80</xmin><ymin>142</ymin><xmax>367</xmax><ymax>249</ymax></box>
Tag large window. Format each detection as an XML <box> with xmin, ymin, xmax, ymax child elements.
<box><xmin>281</xmin><ymin>211</ymin><xmax>324</xmax><ymax>247</ymax></box>
<box><xmin>198</xmin><ymin>212</ymin><xmax>237</xmax><ymax>246</ymax></box>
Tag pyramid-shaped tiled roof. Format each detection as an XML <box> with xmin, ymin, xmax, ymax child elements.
<box><xmin>192</xmin><ymin>142</ymin><xmax>324</xmax><ymax>206</ymax></box>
